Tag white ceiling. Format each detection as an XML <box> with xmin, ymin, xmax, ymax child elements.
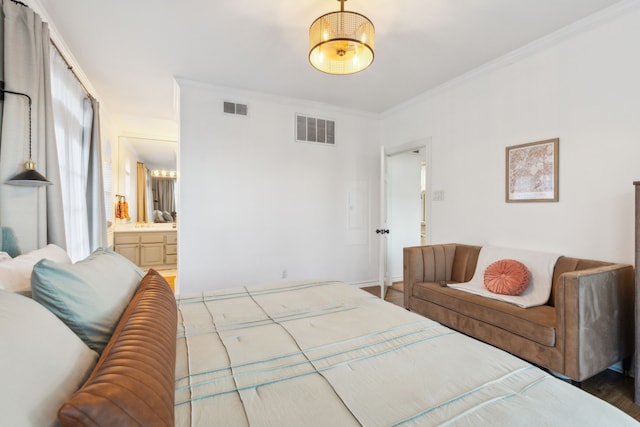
<box><xmin>36</xmin><ymin>0</ymin><xmax>622</xmax><ymax>123</ymax></box>
<box><xmin>120</xmin><ymin>137</ymin><xmax>177</xmax><ymax>171</ymax></box>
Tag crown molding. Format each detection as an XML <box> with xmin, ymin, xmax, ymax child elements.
<box><xmin>382</xmin><ymin>0</ymin><xmax>640</xmax><ymax>118</ymax></box>
<box><xmin>175</xmin><ymin>77</ymin><xmax>380</xmax><ymax>120</ymax></box>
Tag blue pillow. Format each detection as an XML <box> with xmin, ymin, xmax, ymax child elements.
<box><xmin>31</xmin><ymin>248</ymin><xmax>144</xmax><ymax>353</ymax></box>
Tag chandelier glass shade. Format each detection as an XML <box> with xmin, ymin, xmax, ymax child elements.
<box><xmin>309</xmin><ymin>0</ymin><xmax>375</xmax><ymax>75</ymax></box>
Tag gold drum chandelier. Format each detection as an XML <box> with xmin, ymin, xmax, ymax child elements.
<box><xmin>309</xmin><ymin>0</ymin><xmax>375</xmax><ymax>75</ymax></box>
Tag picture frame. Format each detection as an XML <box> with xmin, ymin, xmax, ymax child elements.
<box><xmin>505</xmin><ymin>138</ymin><xmax>559</xmax><ymax>203</ymax></box>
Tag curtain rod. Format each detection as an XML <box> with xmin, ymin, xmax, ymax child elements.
<box><xmin>50</xmin><ymin>41</ymin><xmax>95</xmax><ymax>100</ymax></box>
<box><xmin>9</xmin><ymin>0</ymin><xmax>95</xmax><ymax>100</ymax></box>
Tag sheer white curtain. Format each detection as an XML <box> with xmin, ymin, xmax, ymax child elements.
<box><xmin>50</xmin><ymin>45</ymin><xmax>92</xmax><ymax>261</ymax></box>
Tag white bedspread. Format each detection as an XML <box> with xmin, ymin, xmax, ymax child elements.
<box><xmin>447</xmin><ymin>245</ymin><xmax>561</xmax><ymax>308</ymax></box>
<box><xmin>175</xmin><ymin>280</ymin><xmax>636</xmax><ymax>426</ymax></box>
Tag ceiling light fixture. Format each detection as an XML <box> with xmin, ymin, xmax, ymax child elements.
<box><xmin>309</xmin><ymin>0</ymin><xmax>375</xmax><ymax>75</ymax></box>
<box><xmin>0</xmin><ymin>81</ymin><xmax>51</xmax><ymax>186</ymax></box>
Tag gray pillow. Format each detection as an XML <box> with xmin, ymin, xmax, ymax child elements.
<box><xmin>162</xmin><ymin>210</ymin><xmax>173</xmax><ymax>222</ymax></box>
<box><xmin>153</xmin><ymin>209</ymin><xmax>165</xmax><ymax>223</ymax></box>
<box><xmin>31</xmin><ymin>247</ymin><xmax>144</xmax><ymax>353</ymax></box>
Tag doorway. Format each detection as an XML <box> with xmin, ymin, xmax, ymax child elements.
<box><xmin>379</xmin><ymin>139</ymin><xmax>431</xmax><ymax>294</ymax></box>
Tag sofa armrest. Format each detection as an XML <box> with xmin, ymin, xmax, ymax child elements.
<box><xmin>403</xmin><ymin>244</ymin><xmax>479</xmax><ymax>309</ymax></box>
<box><xmin>58</xmin><ymin>270</ymin><xmax>177</xmax><ymax>426</ymax></box>
<box><xmin>556</xmin><ymin>264</ymin><xmax>634</xmax><ymax>381</ymax></box>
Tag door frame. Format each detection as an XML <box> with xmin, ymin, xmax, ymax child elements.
<box><xmin>379</xmin><ymin>138</ymin><xmax>432</xmax><ymax>298</ymax></box>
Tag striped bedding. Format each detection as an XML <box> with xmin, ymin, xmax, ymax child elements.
<box><xmin>175</xmin><ymin>280</ymin><xmax>636</xmax><ymax>426</ymax></box>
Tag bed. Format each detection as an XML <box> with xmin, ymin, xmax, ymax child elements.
<box><xmin>172</xmin><ymin>280</ymin><xmax>638</xmax><ymax>426</ymax></box>
<box><xmin>1</xmin><ymin>246</ymin><xmax>638</xmax><ymax>426</ymax></box>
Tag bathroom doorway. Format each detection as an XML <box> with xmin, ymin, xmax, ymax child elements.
<box><xmin>378</xmin><ymin>139</ymin><xmax>431</xmax><ymax>295</ymax></box>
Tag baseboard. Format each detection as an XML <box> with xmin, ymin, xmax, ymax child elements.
<box><xmin>349</xmin><ymin>279</ymin><xmax>405</xmax><ymax>288</ymax></box>
<box><xmin>349</xmin><ymin>280</ymin><xmax>379</xmax><ymax>288</ymax></box>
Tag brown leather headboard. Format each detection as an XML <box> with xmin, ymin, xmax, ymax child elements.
<box><xmin>58</xmin><ymin>269</ymin><xmax>177</xmax><ymax>427</ymax></box>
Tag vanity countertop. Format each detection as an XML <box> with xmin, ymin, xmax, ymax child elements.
<box><xmin>113</xmin><ymin>223</ymin><xmax>177</xmax><ymax>233</ymax></box>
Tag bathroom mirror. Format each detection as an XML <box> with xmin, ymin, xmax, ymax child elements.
<box><xmin>117</xmin><ymin>136</ymin><xmax>178</xmax><ymax>223</ymax></box>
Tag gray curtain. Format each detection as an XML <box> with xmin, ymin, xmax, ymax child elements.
<box><xmin>146</xmin><ymin>168</ymin><xmax>153</xmax><ymax>221</ymax></box>
<box><xmin>0</xmin><ymin>0</ymin><xmax>66</xmax><ymax>252</ymax></box>
<box><xmin>151</xmin><ymin>177</ymin><xmax>176</xmax><ymax>213</ymax></box>
<box><xmin>86</xmin><ymin>97</ymin><xmax>107</xmax><ymax>251</ymax></box>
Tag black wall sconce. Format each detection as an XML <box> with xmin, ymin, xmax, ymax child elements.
<box><xmin>0</xmin><ymin>81</ymin><xmax>51</xmax><ymax>186</ymax></box>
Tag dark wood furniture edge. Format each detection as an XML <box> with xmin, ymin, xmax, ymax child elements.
<box><xmin>634</xmin><ymin>182</ymin><xmax>639</xmax><ymax>405</ymax></box>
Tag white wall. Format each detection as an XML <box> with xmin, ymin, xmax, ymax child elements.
<box><xmin>381</xmin><ymin>4</ymin><xmax>640</xmax><ymax>264</ymax></box>
<box><xmin>100</xmin><ymin>116</ymin><xmax>117</xmax><ymax>247</ymax></box>
<box><xmin>177</xmin><ymin>80</ymin><xmax>381</xmax><ymax>292</ymax></box>
<box><xmin>115</xmin><ymin>138</ymin><xmax>139</xmax><ymax>223</ymax></box>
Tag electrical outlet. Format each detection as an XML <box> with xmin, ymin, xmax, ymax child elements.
<box><xmin>282</xmin><ymin>269</ymin><xmax>287</xmax><ymax>279</ymax></box>
<box><xmin>433</xmin><ymin>190</ymin><xmax>445</xmax><ymax>201</ymax></box>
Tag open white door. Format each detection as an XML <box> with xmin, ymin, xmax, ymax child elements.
<box><xmin>378</xmin><ymin>146</ymin><xmax>389</xmax><ymax>299</ymax></box>
<box><xmin>379</xmin><ymin>140</ymin><xmax>432</xmax><ymax>300</ymax></box>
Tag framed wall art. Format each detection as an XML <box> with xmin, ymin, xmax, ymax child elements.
<box><xmin>505</xmin><ymin>138</ymin><xmax>559</xmax><ymax>203</ymax></box>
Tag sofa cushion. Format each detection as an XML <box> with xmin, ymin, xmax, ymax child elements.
<box><xmin>484</xmin><ymin>259</ymin><xmax>530</xmax><ymax>295</ymax></box>
<box><xmin>413</xmin><ymin>281</ymin><xmax>556</xmax><ymax>346</ymax></box>
<box><xmin>451</xmin><ymin>245</ymin><xmax>481</xmax><ymax>282</ymax></box>
<box><xmin>58</xmin><ymin>270</ymin><xmax>177</xmax><ymax>427</ymax></box>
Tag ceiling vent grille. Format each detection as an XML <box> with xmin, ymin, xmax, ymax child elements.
<box><xmin>295</xmin><ymin>114</ymin><xmax>335</xmax><ymax>145</ymax></box>
<box><xmin>223</xmin><ymin>101</ymin><xmax>248</xmax><ymax>116</ymax></box>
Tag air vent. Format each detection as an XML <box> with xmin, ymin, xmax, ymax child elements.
<box><xmin>223</xmin><ymin>101</ymin><xmax>248</xmax><ymax>116</ymax></box>
<box><xmin>295</xmin><ymin>114</ymin><xmax>335</xmax><ymax>145</ymax></box>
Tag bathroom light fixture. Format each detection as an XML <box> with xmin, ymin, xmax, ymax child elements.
<box><xmin>151</xmin><ymin>169</ymin><xmax>176</xmax><ymax>178</ymax></box>
<box><xmin>0</xmin><ymin>81</ymin><xmax>51</xmax><ymax>186</ymax></box>
<box><xmin>309</xmin><ymin>0</ymin><xmax>375</xmax><ymax>75</ymax></box>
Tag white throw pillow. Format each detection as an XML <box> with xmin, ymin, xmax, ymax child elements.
<box><xmin>0</xmin><ymin>251</ymin><xmax>11</xmax><ymax>262</ymax></box>
<box><xmin>153</xmin><ymin>209</ymin><xmax>166</xmax><ymax>223</ymax></box>
<box><xmin>0</xmin><ymin>244</ymin><xmax>71</xmax><ymax>293</ymax></box>
<box><xmin>0</xmin><ymin>289</ymin><xmax>98</xmax><ymax>427</ymax></box>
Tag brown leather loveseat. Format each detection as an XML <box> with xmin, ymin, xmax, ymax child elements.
<box><xmin>403</xmin><ymin>244</ymin><xmax>634</xmax><ymax>383</ymax></box>
<box><xmin>58</xmin><ymin>270</ymin><xmax>177</xmax><ymax>426</ymax></box>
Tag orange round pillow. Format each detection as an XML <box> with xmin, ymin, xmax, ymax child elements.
<box><xmin>484</xmin><ymin>259</ymin><xmax>530</xmax><ymax>295</ymax></box>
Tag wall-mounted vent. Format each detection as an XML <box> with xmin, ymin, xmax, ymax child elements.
<box><xmin>223</xmin><ymin>101</ymin><xmax>248</xmax><ymax>116</ymax></box>
<box><xmin>296</xmin><ymin>114</ymin><xmax>335</xmax><ymax>145</ymax></box>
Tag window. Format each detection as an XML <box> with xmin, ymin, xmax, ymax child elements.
<box><xmin>50</xmin><ymin>45</ymin><xmax>93</xmax><ymax>261</ymax></box>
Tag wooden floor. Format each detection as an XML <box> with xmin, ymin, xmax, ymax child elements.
<box><xmin>361</xmin><ymin>283</ymin><xmax>640</xmax><ymax>421</ymax></box>
<box><xmin>154</xmin><ymin>269</ymin><xmax>177</xmax><ymax>293</ymax></box>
